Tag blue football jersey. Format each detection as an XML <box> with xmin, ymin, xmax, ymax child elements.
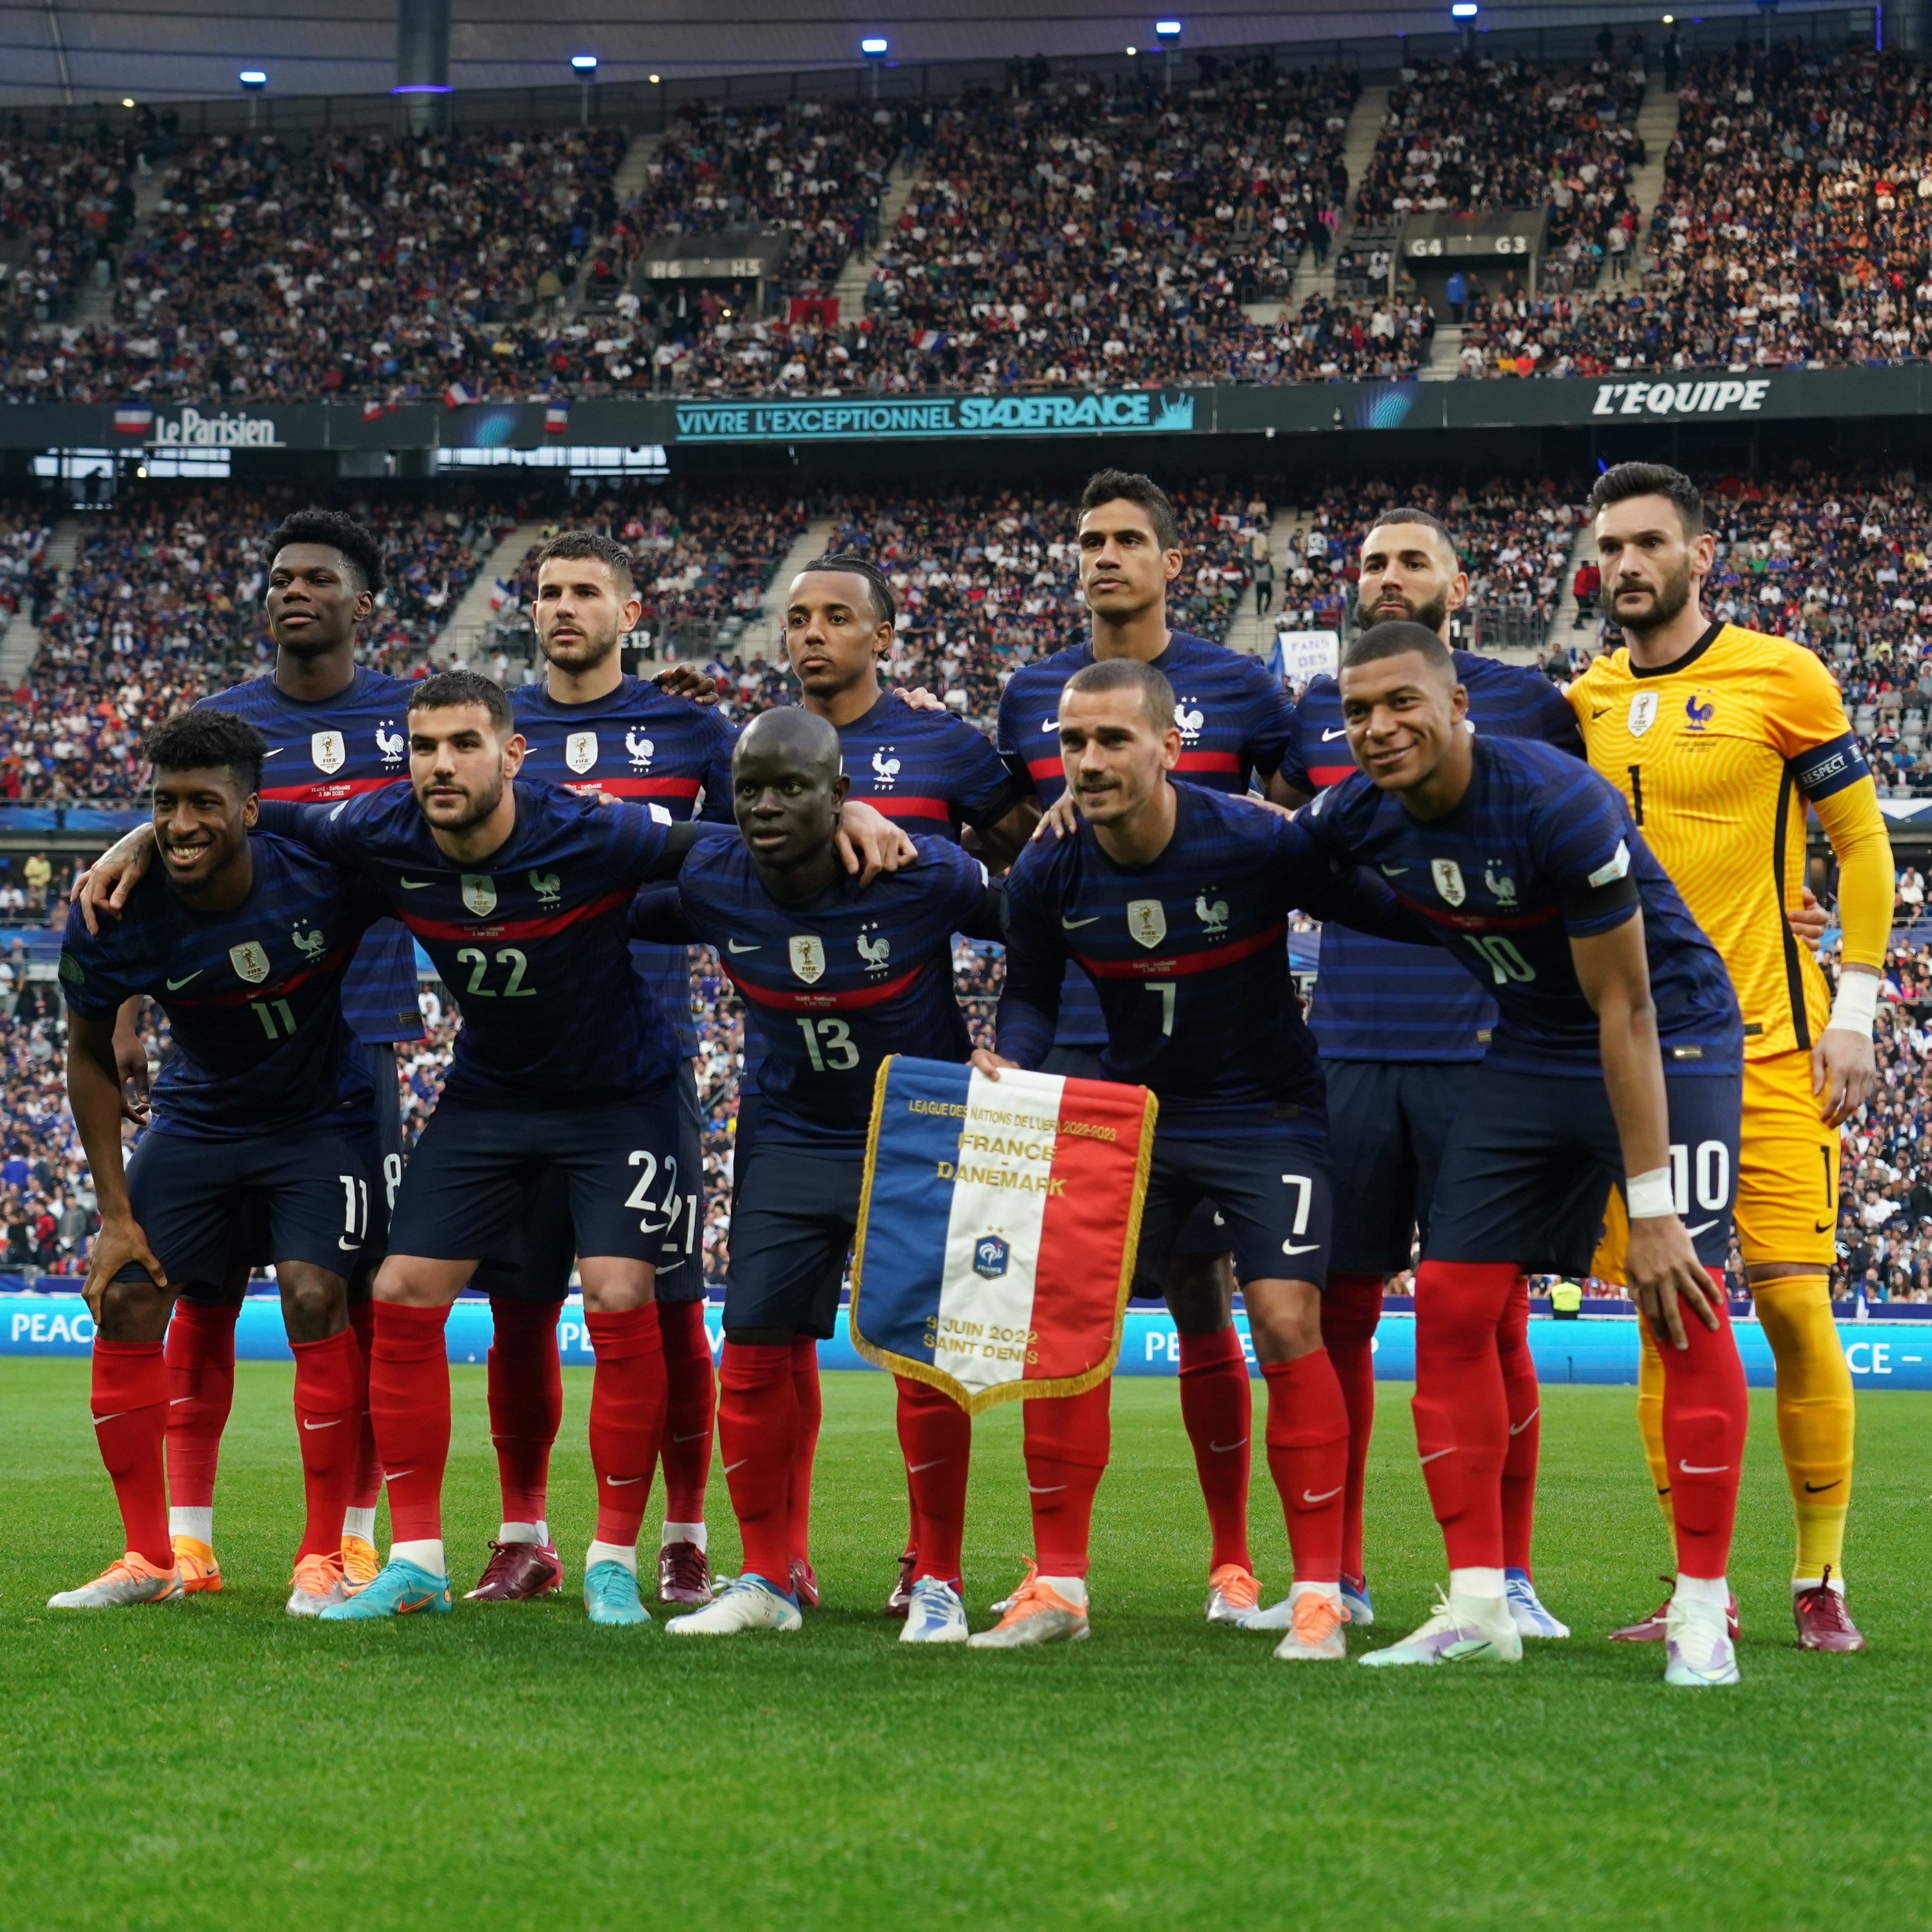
<box><xmin>511</xmin><ymin>675</ymin><xmax>736</xmax><ymax>1057</ymax></box>
<box><xmin>199</xmin><ymin>667</ymin><xmax>425</xmax><ymax>1047</ymax></box>
<box><xmin>998</xmin><ymin>783</ymin><xmax>1410</xmax><ymax>1136</ymax></box>
<box><xmin>997</xmin><ymin>630</ymin><xmax>1297</xmax><ymax>1047</ymax></box>
<box><xmin>260</xmin><ymin>781</ymin><xmax>719</xmax><ymax>1107</ymax></box>
<box><xmin>640</xmin><ymin>833</ymin><xmax>999</xmax><ymax>1151</ymax></box>
<box><xmin>1284</xmin><ymin>651</ymin><xmax>1585</xmax><ymax>1063</ymax></box>
<box><xmin>834</xmin><ymin>691</ymin><xmax>1018</xmax><ymax>840</ymax></box>
<box><xmin>58</xmin><ymin>834</ymin><xmax>386</xmax><ymax>1140</ymax></box>
<box><xmin>1300</xmin><ymin>737</ymin><xmax>1743</xmax><ymax>1077</ymax></box>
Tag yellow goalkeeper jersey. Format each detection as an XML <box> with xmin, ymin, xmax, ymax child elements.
<box><xmin>1567</xmin><ymin>620</ymin><xmax>1886</xmax><ymax>1062</ymax></box>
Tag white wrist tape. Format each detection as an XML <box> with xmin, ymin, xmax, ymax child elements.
<box><xmin>1625</xmin><ymin>1166</ymin><xmax>1676</xmax><ymax>1220</ymax></box>
<box><xmin>1829</xmin><ymin>970</ymin><xmax>1879</xmax><ymax>1038</ymax></box>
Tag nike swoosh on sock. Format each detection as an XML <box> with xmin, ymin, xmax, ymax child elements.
<box><xmin>908</xmin><ymin>1460</ymin><xmax>948</xmax><ymax>1472</ymax></box>
<box><xmin>1419</xmin><ymin>1447</ymin><xmax>1453</xmax><ymax>1464</ymax></box>
<box><xmin>1301</xmin><ymin>1485</ymin><xmax>1344</xmax><ymax>1504</ymax></box>
<box><xmin>1508</xmin><ymin>1408</ymin><xmax>1540</xmax><ymax>1435</ymax></box>
<box><xmin>1208</xmin><ymin>1438</ymin><xmax>1248</xmax><ymax>1453</ymax></box>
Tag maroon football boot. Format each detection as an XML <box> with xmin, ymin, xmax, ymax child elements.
<box><xmin>882</xmin><ymin>1548</ymin><xmax>916</xmax><ymax>1619</ymax></box>
<box><xmin>1793</xmin><ymin>1569</ymin><xmax>1866</xmax><ymax>1651</ymax></box>
<box><xmin>465</xmin><ymin>1539</ymin><xmax>563</xmax><ymax>1601</ymax></box>
<box><xmin>657</xmin><ymin>1538</ymin><xmax>713</xmax><ymax>1606</ymax></box>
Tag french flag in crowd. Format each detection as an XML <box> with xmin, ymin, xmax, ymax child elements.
<box><xmin>112</xmin><ymin>405</ymin><xmax>153</xmax><ymax>435</ymax></box>
<box><xmin>361</xmin><ymin>398</ymin><xmax>387</xmax><ymax>422</ymax></box>
<box><xmin>914</xmin><ymin>330</ymin><xmax>947</xmax><ymax>352</ymax></box>
<box><xmin>851</xmin><ymin>1057</ymin><xmax>1156</xmax><ymax>1412</ymax></box>
<box><xmin>442</xmin><ymin>381</ymin><xmax>476</xmax><ymax>407</ymax></box>
<box><xmin>544</xmin><ymin>403</ymin><xmax>570</xmax><ymax>434</ymax></box>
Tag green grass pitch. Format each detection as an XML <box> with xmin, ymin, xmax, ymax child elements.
<box><xmin>2</xmin><ymin>1360</ymin><xmax>1928</xmax><ymax>1931</ymax></box>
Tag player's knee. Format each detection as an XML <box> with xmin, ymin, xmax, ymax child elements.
<box><xmin>99</xmin><ymin>1266</ymin><xmax>173</xmax><ymax>1340</ymax></box>
<box><xmin>1163</xmin><ymin>1251</ymin><xmax>1234</xmax><ymax>1333</ymax></box>
<box><xmin>279</xmin><ymin>1266</ymin><xmax>347</xmax><ymax>1341</ymax></box>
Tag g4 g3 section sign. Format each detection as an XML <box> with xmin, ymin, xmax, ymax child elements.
<box><xmin>671</xmin><ymin>388</ymin><xmax>1199</xmax><ymax>443</ymax></box>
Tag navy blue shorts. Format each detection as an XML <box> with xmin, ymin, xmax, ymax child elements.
<box><xmin>1136</xmin><ymin>1122</ymin><xmax>1333</xmax><ymax>1290</ymax></box>
<box><xmin>724</xmin><ymin>1142</ymin><xmax>863</xmax><ymax>1339</ymax></box>
<box><xmin>473</xmin><ymin>1062</ymin><xmax>706</xmax><ymax>1302</ymax></box>
<box><xmin>390</xmin><ymin>1088</ymin><xmax>682</xmax><ymax>1267</ymax></box>
<box><xmin>1045</xmin><ymin>1045</ymin><xmax>1228</xmax><ymax>1272</ymax></box>
<box><xmin>129</xmin><ymin>1118</ymin><xmax>386</xmax><ymax>1287</ymax></box>
<box><xmin>1424</xmin><ymin>1067</ymin><xmax>1741</xmax><ymax>1272</ymax></box>
<box><xmin>1324</xmin><ymin>1058</ymin><xmax>1478</xmax><ymax>1276</ymax></box>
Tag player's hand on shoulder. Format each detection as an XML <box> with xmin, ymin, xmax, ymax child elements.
<box><xmin>968</xmin><ymin>1046</ymin><xmax>1017</xmax><ymax>1081</ymax></box>
<box><xmin>1788</xmin><ymin>885</ymin><xmax>1827</xmax><ymax>953</ymax></box>
<box><xmin>651</xmin><ymin>664</ymin><xmax>721</xmax><ymax>707</ymax></box>
<box><xmin>890</xmin><ymin>684</ymin><xmax>946</xmax><ymax>713</ymax></box>
<box><xmin>836</xmin><ymin>799</ymin><xmax>918</xmax><ymax>883</ymax></box>
<box><xmin>73</xmin><ymin>824</ymin><xmax>158</xmax><ymax>934</ymax></box>
<box><xmin>1032</xmin><ymin>792</ymin><xmax>1081</xmax><ymax>842</ymax></box>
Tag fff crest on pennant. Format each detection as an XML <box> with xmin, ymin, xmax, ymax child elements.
<box><xmin>311</xmin><ymin>729</ymin><xmax>346</xmax><ymax>776</ymax></box>
<box><xmin>460</xmin><ymin>874</ymin><xmax>497</xmax><ymax>917</ymax></box>
<box><xmin>564</xmin><ymin>730</ymin><xmax>598</xmax><ymax>774</ymax></box>
<box><xmin>973</xmin><ymin>1234</ymin><xmax>1010</xmax><ymax>1279</ymax></box>
<box><xmin>229</xmin><ymin>940</ymin><xmax>271</xmax><ymax>984</ymax></box>
<box><xmin>1431</xmin><ymin>858</ymin><xmax>1466</xmax><ymax>907</ymax></box>
<box><xmin>1127</xmin><ymin>898</ymin><xmax>1167</xmax><ymax>949</ymax></box>
<box><xmin>788</xmin><ymin>935</ymin><xmax>825</xmax><ymax>984</ymax></box>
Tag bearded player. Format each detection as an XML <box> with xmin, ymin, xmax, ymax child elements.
<box><xmin>1269</xmin><ymin>507</ymin><xmax>1581</xmax><ymax>1639</ymax></box>
<box><xmin>466</xmin><ymin>530</ymin><xmax>737</xmax><ymax>1610</ymax></box>
<box><xmin>1571</xmin><ymin>464</ymin><xmax>1889</xmax><ymax>1653</ymax></box>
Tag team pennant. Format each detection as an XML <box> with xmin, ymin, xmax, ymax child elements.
<box><xmin>850</xmin><ymin>1056</ymin><xmax>1156</xmax><ymax>1414</ymax></box>
<box><xmin>544</xmin><ymin>403</ymin><xmax>570</xmax><ymax>434</ymax></box>
<box><xmin>112</xmin><ymin>405</ymin><xmax>153</xmax><ymax>435</ymax></box>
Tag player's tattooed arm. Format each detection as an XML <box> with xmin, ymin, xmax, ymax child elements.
<box><xmin>1570</xmin><ymin>912</ymin><xmax>1721</xmax><ymax>1351</ymax></box>
<box><xmin>64</xmin><ymin>1009</ymin><xmax>168</xmax><ymax>1317</ymax></box>
<box><xmin>70</xmin><ymin>824</ymin><xmax>156</xmax><ymax>933</ymax></box>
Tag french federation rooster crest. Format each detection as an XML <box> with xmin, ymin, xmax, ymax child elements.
<box><xmin>1483</xmin><ymin>866</ymin><xmax>1517</xmax><ymax>907</ymax></box>
<box><xmin>625</xmin><ymin>730</ymin><xmax>654</xmax><ymax>768</ymax></box>
<box><xmin>871</xmin><ymin>749</ymin><xmax>902</xmax><ymax>785</ymax></box>
<box><xmin>290</xmin><ymin>922</ymin><xmax>327</xmax><ymax>962</ymax></box>
<box><xmin>857</xmin><ymin>921</ymin><xmax>892</xmax><ymax>972</ymax></box>
<box><xmin>375</xmin><ymin>722</ymin><xmax>404</xmax><ymax>765</ymax></box>
<box><xmin>1194</xmin><ymin>891</ymin><xmax>1229</xmax><ymax>936</ymax></box>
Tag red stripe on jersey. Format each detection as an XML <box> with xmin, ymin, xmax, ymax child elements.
<box><xmin>865</xmin><ymin>796</ymin><xmax>952</xmax><ymax>822</ymax></box>
<box><xmin>1174</xmin><ymin>750</ymin><xmax>1241</xmax><ymax>774</ymax></box>
<box><xmin>164</xmin><ymin>945</ymin><xmax>356</xmax><ymax>1009</ymax></box>
<box><xmin>1398</xmin><ymin>895</ymin><xmax>1563</xmax><ymax>934</ymax></box>
<box><xmin>397</xmin><ymin>885</ymin><xmax>632</xmax><ymax>944</ymax></box>
<box><xmin>724</xmin><ymin>960</ymin><xmax>923</xmax><ymax>1012</ymax></box>
<box><xmin>1026</xmin><ymin>754</ymin><xmax>1063</xmax><ymax>782</ymax></box>
<box><xmin>260</xmin><ymin>776</ymin><xmax>405</xmax><ymax>803</ymax></box>
<box><xmin>560</xmin><ymin>776</ymin><xmax>701</xmax><ymax>799</ymax></box>
<box><xmin>1306</xmin><ymin>764</ymin><xmax>1355</xmax><ymax>787</ymax></box>
<box><xmin>1072</xmin><ymin>918</ymin><xmax>1287</xmax><ymax>980</ymax></box>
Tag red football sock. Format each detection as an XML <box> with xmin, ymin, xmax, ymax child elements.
<box><xmin>1261</xmin><ymin>1348</ymin><xmax>1350</xmax><ymax>1586</ymax></box>
<box><xmin>486</xmin><ymin>1295</ymin><xmax>562</xmax><ymax>1528</ymax></box>
<box><xmin>345</xmin><ymin>1299</ymin><xmax>382</xmax><ymax>1513</ymax></box>
<box><xmin>1320</xmin><ymin>1271</ymin><xmax>1382</xmax><ymax>1581</ymax></box>
<box><xmin>1411</xmin><ymin>1260</ymin><xmax>1518</xmax><ymax>1571</ymax></box>
<box><xmin>895</xmin><ymin>1375</ymin><xmax>972</xmax><ymax>1584</ymax></box>
<box><xmin>1022</xmin><ymin>1380</ymin><xmax>1109</xmax><ymax>1579</ymax></box>
<box><xmin>163</xmin><ymin>1298</ymin><xmax>238</xmax><ymax>1513</ymax></box>
<box><xmin>1659</xmin><ymin>1268</ymin><xmax>1748</xmax><ymax>1579</ymax></box>
<box><xmin>585</xmin><ymin>1306</ymin><xmax>667</xmax><ymax>1548</ymax></box>
<box><xmin>1499</xmin><ymin>1275</ymin><xmax>1541</xmax><ymax>1575</ymax></box>
<box><xmin>717</xmin><ymin>1341</ymin><xmax>797</xmax><ymax>1586</ymax></box>
<box><xmin>92</xmin><ymin>1338</ymin><xmax>172</xmax><ymax>1568</ymax></box>
<box><xmin>290</xmin><ymin>1328</ymin><xmax>360</xmax><ymax>1561</ymax></box>
<box><xmin>1177</xmin><ymin>1325</ymin><xmax>1253</xmax><ymax>1574</ymax></box>
<box><xmin>656</xmin><ymin>1299</ymin><xmax>715</xmax><ymax>1525</ymax></box>
<box><xmin>369</xmin><ymin>1302</ymin><xmax>452</xmax><ymax>1545</ymax></box>
<box><xmin>786</xmin><ymin>1336</ymin><xmax>822</xmax><ymax>1568</ymax></box>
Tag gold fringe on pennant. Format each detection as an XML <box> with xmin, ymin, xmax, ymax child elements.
<box><xmin>849</xmin><ymin>1055</ymin><xmax>1159</xmax><ymax>1416</ymax></box>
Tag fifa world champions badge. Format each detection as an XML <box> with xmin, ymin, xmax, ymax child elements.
<box><xmin>848</xmin><ymin>1055</ymin><xmax>1157</xmax><ymax>1415</ymax></box>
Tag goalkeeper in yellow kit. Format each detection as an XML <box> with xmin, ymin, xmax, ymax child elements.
<box><xmin>1571</xmin><ymin>463</ymin><xmax>1890</xmax><ymax>1654</ymax></box>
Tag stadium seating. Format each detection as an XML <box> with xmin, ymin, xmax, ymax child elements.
<box><xmin>1</xmin><ymin>131</ymin><xmax>138</xmax><ymax>321</ymax></box>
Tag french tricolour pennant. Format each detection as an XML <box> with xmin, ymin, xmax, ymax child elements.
<box><xmin>544</xmin><ymin>403</ymin><xmax>570</xmax><ymax>434</ymax></box>
<box><xmin>850</xmin><ymin>1056</ymin><xmax>1156</xmax><ymax>1414</ymax></box>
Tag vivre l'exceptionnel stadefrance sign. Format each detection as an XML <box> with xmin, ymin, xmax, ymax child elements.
<box><xmin>849</xmin><ymin>1056</ymin><xmax>1157</xmax><ymax>1413</ymax></box>
<box><xmin>672</xmin><ymin>388</ymin><xmax>1198</xmax><ymax>443</ymax></box>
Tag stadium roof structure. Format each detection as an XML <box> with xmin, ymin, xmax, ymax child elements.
<box><xmin>2</xmin><ymin>0</ymin><xmax>1829</xmax><ymax>107</ymax></box>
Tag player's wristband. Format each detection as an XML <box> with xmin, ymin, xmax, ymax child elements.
<box><xmin>1828</xmin><ymin>969</ymin><xmax>1879</xmax><ymax>1037</ymax></box>
<box><xmin>1625</xmin><ymin>1167</ymin><xmax>1676</xmax><ymax>1221</ymax></box>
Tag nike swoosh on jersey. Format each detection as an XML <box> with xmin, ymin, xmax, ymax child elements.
<box><xmin>1040</xmin><ymin>717</ymin><xmax>1059</xmax><ymax>732</ymax></box>
<box><xmin>1378</xmin><ymin>865</ymin><xmax>1408</xmax><ymax>876</ymax></box>
<box><xmin>1321</xmin><ymin>727</ymin><xmax>1349</xmax><ymax>741</ymax></box>
<box><xmin>1685</xmin><ymin>1219</ymin><xmax>1719</xmax><ymax>1237</ymax></box>
<box><xmin>398</xmin><ymin>878</ymin><xmax>434</xmax><ymax>889</ymax></box>
<box><xmin>262</xmin><ymin>747</ymin><xmax>284</xmax><ymax>757</ymax></box>
<box><xmin>1678</xmin><ymin>1460</ymin><xmax>1731</xmax><ymax>1475</ymax></box>
<box><xmin>165</xmin><ymin>972</ymin><xmax>203</xmax><ymax>989</ymax></box>
<box><xmin>726</xmin><ymin>940</ymin><xmax>760</xmax><ymax>953</ymax></box>
<box><xmin>1591</xmin><ymin>705</ymin><xmax>1612</xmax><ymax>719</ymax></box>
<box><xmin>1061</xmin><ymin>915</ymin><xmax>1100</xmax><ymax>929</ymax></box>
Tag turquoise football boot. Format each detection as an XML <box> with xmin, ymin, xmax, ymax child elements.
<box><xmin>317</xmin><ymin>1557</ymin><xmax>452</xmax><ymax>1620</ymax></box>
<box><xmin>583</xmin><ymin>1560</ymin><xmax>652</xmax><ymax>1626</ymax></box>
